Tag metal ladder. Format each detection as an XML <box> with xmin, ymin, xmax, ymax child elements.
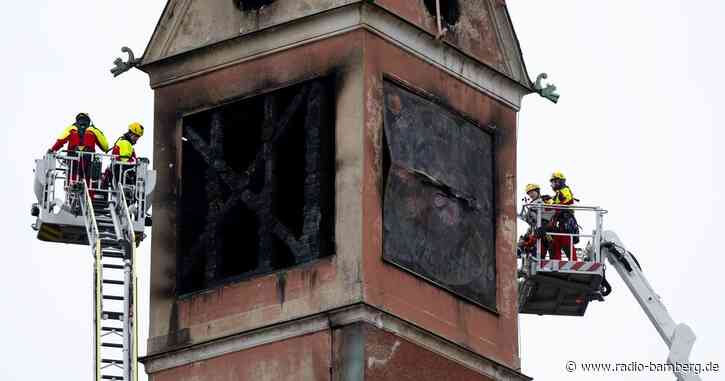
<box><xmin>81</xmin><ymin>183</ymin><xmax>138</xmax><ymax>381</ymax></box>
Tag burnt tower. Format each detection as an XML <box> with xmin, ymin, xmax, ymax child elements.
<box><xmin>138</xmin><ymin>1</ymin><xmax>534</xmax><ymax>380</ymax></box>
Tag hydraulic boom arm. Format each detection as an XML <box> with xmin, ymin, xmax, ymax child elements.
<box><xmin>601</xmin><ymin>231</ymin><xmax>700</xmax><ymax>381</ymax></box>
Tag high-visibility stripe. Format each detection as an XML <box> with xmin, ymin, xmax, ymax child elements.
<box><xmin>537</xmin><ymin>260</ymin><xmax>603</xmax><ymax>273</ymax></box>
<box><xmin>553</xmin><ymin>186</ymin><xmax>574</xmax><ymax>205</ymax></box>
<box><xmin>115</xmin><ymin>139</ymin><xmax>134</xmax><ymax>160</ymax></box>
<box><xmin>88</xmin><ymin>127</ymin><xmax>109</xmax><ymax>152</ymax></box>
<box><xmin>57</xmin><ymin>125</ymin><xmax>77</xmax><ymax>140</ymax></box>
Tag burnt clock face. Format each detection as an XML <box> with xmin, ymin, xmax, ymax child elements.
<box><xmin>382</xmin><ymin>81</ymin><xmax>496</xmax><ymax>310</ymax></box>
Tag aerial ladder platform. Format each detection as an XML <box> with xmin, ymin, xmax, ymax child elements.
<box><xmin>517</xmin><ymin>203</ymin><xmax>701</xmax><ymax>381</ymax></box>
<box><xmin>31</xmin><ymin>151</ymin><xmax>155</xmax><ymax>381</ymax></box>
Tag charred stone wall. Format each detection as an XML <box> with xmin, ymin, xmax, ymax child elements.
<box><xmin>141</xmin><ymin>1</ymin><xmax>528</xmax><ymax>372</ymax></box>
<box><xmin>146</xmin><ymin>31</ymin><xmax>365</xmax><ymax>354</ymax></box>
<box><xmin>362</xmin><ymin>31</ymin><xmax>521</xmax><ymax>368</ymax></box>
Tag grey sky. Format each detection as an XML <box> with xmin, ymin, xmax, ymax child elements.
<box><xmin>1</xmin><ymin>2</ymin><xmax>165</xmax><ymax>380</ymax></box>
<box><xmin>509</xmin><ymin>1</ymin><xmax>724</xmax><ymax>379</ymax></box>
<box><xmin>1</xmin><ymin>1</ymin><xmax>722</xmax><ymax>380</ymax></box>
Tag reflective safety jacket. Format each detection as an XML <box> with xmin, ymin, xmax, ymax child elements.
<box><xmin>552</xmin><ymin>186</ymin><xmax>574</xmax><ymax>205</ymax></box>
<box><xmin>111</xmin><ymin>136</ymin><xmax>136</xmax><ymax>162</ymax></box>
<box><xmin>51</xmin><ymin>124</ymin><xmax>109</xmax><ymax>153</ymax></box>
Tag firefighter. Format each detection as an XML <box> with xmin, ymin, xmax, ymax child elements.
<box><xmin>548</xmin><ymin>171</ymin><xmax>579</xmax><ymax>260</ymax></box>
<box><xmin>550</xmin><ymin>171</ymin><xmax>574</xmax><ymax>206</ymax></box>
<box><xmin>522</xmin><ymin>183</ymin><xmax>552</xmax><ymax>225</ymax></box>
<box><xmin>48</xmin><ymin>113</ymin><xmax>109</xmax><ymax>187</ymax></box>
<box><xmin>518</xmin><ymin>184</ymin><xmax>553</xmax><ymax>259</ymax></box>
<box><xmin>102</xmin><ymin>122</ymin><xmax>144</xmax><ymax>189</ymax></box>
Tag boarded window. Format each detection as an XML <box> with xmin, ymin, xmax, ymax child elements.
<box><xmin>178</xmin><ymin>78</ymin><xmax>335</xmax><ymax>295</ymax></box>
<box><xmin>382</xmin><ymin>81</ymin><xmax>496</xmax><ymax>310</ymax></box>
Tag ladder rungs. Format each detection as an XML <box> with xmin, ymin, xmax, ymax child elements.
<box><xmin>102</xmin><ymin>251</ymin><xmax>125</xmax><ymax>259</ymax></box>
<box><xmin>92</xmin><ymin>190</ymin><xmax>136</xmax><ymax>381</ymax></box>
<box><xmin>101</xmin><ymin>260</ymin><xmax>126</xmax><ymax>267</ymax></box>
<box><xmin>101</xmin><ymin>241</ymin><xmax>123</xmax><ymax>249</ymax></box>
<box><xmin>102</xmin><ymin>311</ymin><xmax>124</xmax><ymax>320</ymax></box>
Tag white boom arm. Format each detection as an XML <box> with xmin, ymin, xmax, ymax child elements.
<box><xmin>601</xmin><ymin>231</ymin><xmax>700</xmax><ymax>381</ymax></box>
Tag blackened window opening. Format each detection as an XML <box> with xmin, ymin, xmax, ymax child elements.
<box><xmin>423</xmin><ymin>0</ymin><xmax>461</xmax><ymax>27</ymax></box>
<box><xmin>178</xmin><ymin>77</ymin><xmax>335</xmax><ymax>295</ymax></box>
<box><xmin>234</xmin><ymin>0</ymin><xmax>276</xmax><ymax>11</ymax></box>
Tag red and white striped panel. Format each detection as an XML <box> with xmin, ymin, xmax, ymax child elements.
<box><xmin>539</xmin><ymin>260</ymin><xmax>603</xmax><ymax>272</ymax></box>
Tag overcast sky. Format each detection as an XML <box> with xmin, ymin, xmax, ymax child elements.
<box><xmin>509</xmin><ymin>1</ymin><xmax>724</xmax><ymax>380</ymax></box>
<box><xmin>1</xmin><ymin>2</ymin><xmax>164</xmax><ymax>380</ymax></box>
<box><xmin>1</xmin><ymin>1</ymin><xmax>722</xmax><ymax>381</ymax></box>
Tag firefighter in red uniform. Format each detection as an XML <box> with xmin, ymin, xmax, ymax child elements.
<box><xmin>102</xmin><ymin>122</ymin><xmax>144</xmax><ymax>189</ymax></box>
<box><xmin>49</xmin><ymin>113</ymin><xmax>109</xmax><ymax>188</ymax></box>
<box><xmin>547</xmin><ymin>171</ymin><xmax>579</xmax><ymax>260</ymax></box>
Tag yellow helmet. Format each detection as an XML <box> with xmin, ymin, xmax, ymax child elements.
<box><xmin>525</xmin><ymin>183</ymin><xmax>540</xmax><ymax>193</ymax></box>
<box><xmin>550</xmin><ymin>171</ymin><xmax>566</xmax><ymax>181</ymax></box>
<box><xmin>128</xmin><ymin>122</ymin><xmax>144</xmax><ymax>137</ymax></box>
